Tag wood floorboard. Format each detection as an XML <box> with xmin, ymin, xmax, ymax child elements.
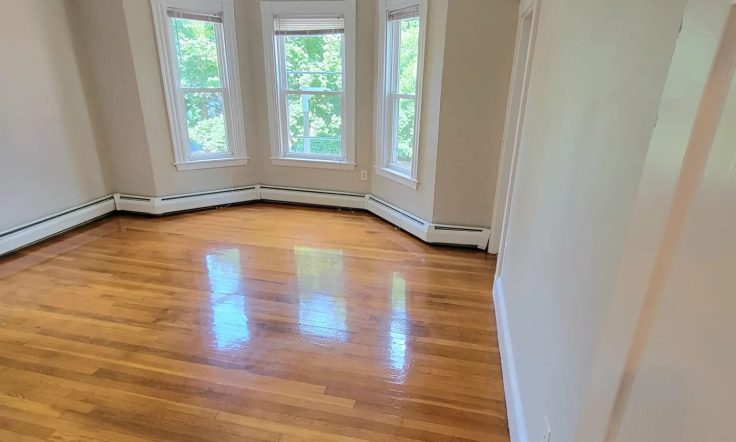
<box><xmin>0</xmin><ymin>203</ymin><xmax>507</xmax><ymax>442</ymax></box>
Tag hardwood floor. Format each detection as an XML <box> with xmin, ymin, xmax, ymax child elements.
<box><xmin>0</xmin><ymin>203</ymin><xmax>507</xmax><ymax>442</ymax></box>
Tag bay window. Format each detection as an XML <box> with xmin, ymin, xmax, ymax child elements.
<box><xmin>261</xmin><ymin>1</ymin><xmax>356</xmax><ymax>169</ymax></box>
<box><xmin>375</xmin><ymin>0</ymin><xmax>426</xmax><ymax>187</ymax></box>
<box><xmin>151</xmin><ymin>0</ymin><xmax>248</xmax><ymax>170</ymax></box>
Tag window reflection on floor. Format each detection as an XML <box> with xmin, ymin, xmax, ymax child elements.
<box><xmin>294</xmin><ymin>246</ymin><xmax>347</xmax><ymax>342</ymax></box>
<box><xmin>205</xmin><ymin>248</ymin><xmax>250</xmax><ymax>350</ymax></box>
<box><xmin>389</xmin><ymin>272</ymin><xmax>408</xmax><ymax>376</ymax></box>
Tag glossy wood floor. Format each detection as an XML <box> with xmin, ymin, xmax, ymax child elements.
<box><xmin>0</xmin><ymin>203</ymin><xmax>507</xmax><ymax>442</ymax></box>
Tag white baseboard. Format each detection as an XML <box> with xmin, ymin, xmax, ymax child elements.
<box><xmin>115</xmin><ymin>186</ymin><xmax>260</xmax><ymax>215</ymax></box>
<box><xmin>0</xmin><ymin>195</ymin><xmax>116</xmax><ymax>256</ymax></box>
<box><xmin>494</xmin><ymin>276</ymin><xmax>528</xmax><ymax>442</ymax></box>
<box><xmin>428</xmin><ymin>224</ymin><xmax>491</xmax><ymax>249</ymax></box>
<box><xmin>365</xmin><ymin>195</ymin><xmax>429</xmax><ymax>240</ymax></box>
<box><xmin>2</xmin><ymin>186</ymin><xmax>493</xmax><ymax>255</ymax></box>
<box><xmin>365</xmin><ymin>195</ymin><xmax>491</xmax><ymax>249</ymax></box>
<box><xmin>260</xmin><ymin>185</ymin><xmax>366</xmax><ymax>209</ymax></box>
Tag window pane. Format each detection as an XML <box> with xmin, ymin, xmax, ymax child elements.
<box><xmin>172</xmin><ymin>17</ymin><xmax>222</xmax><ymax>88</ymax></box>
<box><xmin>283</xmin><ymin>34</ymin><xmax>343</xmax><ymax>92</ymax></box>
<box><xmin>287</xmin><ymin>93</ymin><xmax>342</xmax><ymax>156</ymax></box>
<box><xmin>393</xmin><ymin>97</ymin><xmax>416</xmax><ymax>168</ymax></box>
<box><xmin>397</xmin><ymin>17</ymin><xmax>419</xmax><ymax>95</ymax></box>
<box><xmin>184</xmin><ymin>91</ymin><xmax>229</xmax><ymax>155</ymax></box>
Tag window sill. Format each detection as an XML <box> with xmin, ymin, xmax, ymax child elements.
<box><xmin>270</xmin><ymin>157</ymin><xmax>357</xmax><ymax>170</ymax></box>
<box><xmin>175</xmin><ymin>157</ymin><xmax>249</xmax><ymax>171</ymax></box>
<box><xmin>374</xmin><ymin>166</ymin><xmax>418</xmax><ymax>189</ymax></box>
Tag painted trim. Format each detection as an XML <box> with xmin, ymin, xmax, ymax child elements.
<box><xmin>366</xmin><ymin>194</ymin><xmax>428</xmax><ymax>240</ymax></box>
<box><xmin>150</xmin><ymin>0</ymin><xmax>249</xmax><ymax>169</ymax></box>
<box><xmin>115</xmin><ymin>186</ymin><xmax>260</xmax><ymax>215</ymax></box>
<box><xmin>374</xmin><ymin>166</ymin><xmax>419</xmax><ymax>189</ymax></box>
<box><xmin>118</xmin><ymin>187</ymin><xmax>492</xmax><ymax>248</ymax></box>
<box><xmin>0</xmin><ymin>196</ymin><xmax>116</xmax><ymax>256</ymax></box>
<box><xmin>261</xmin><ymin>0</ymin><xmax>357</xmax><ymax>167</ymax></box>
<box><xmin>1</xmin><ymin>188</ymin><xmax>492</xmax><ymax>255</ymax></box>
<box><xmin>260</xmin><ymin>185</ymin><xmax>365</xmax><ymax>209</ymax></box>
<box><xmin>428</xmin><ymin>224</ymin><xmax>490</xmax><ymax>249</ymax></box>
<box><xmin>493</xmin><ymin>276</ymin><xmax>529</xmax><ymax>442</ymax></box>
<box><xmin>373</xmin><ymin>0</ymin><xmax>428</xmax><ymax>184</ymax></box>
<box><xmin>269</xmin><ymin>157</ymin><xmax>357</xmax><ymax>170</ymax></box>
<box><xmin>174</xmin><ymin>157</ymin><xmax>248</xmax><ymax>170</ymax></box>
<box><xmin>365</xmin><ymin>195</ymin><xmax>490</xmax><ymax>248</ymax></box>
<box><xmin>489</xmin><ymin>0</ymin><xmax>541</xmax><ymax>255</ymax></box>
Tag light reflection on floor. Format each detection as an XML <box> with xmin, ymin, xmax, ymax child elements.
<box><xmin>205</xmin><ymin>248</ymin><xmax>250</xmax><ymax>350</ymax></box>
<box><xmin>389</xmin><ymin>272</ymin><xmax>408</xmax><ymax>377</ymax></box>
<box><xmin>294</xmin><ymin>246</ymin><xmax>348</xmax><ymax>342</ymax></box>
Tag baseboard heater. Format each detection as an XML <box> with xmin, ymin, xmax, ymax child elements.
<box><xmin>115</xmin><ymin>186</ymin><xmax>259</xmax><ymax>215</ymax></box>
<box><xmin>259</xmin><ymin>185</ymin><xmax>366</xmax><ymax>209</ymax></box>
<box><xmin>0</xmin><ymin>195</ymin><xmax>116</xmax><ymax>256</ymax></box>
<box><xmin>364</xmin><ymin>195</ymin><xmax>491</xmax><ymax>248</ymax></box>
<box><xmin>1</xmin><ymin>186</ymin><xmax>492</xmax><ymax>256</ymax></box>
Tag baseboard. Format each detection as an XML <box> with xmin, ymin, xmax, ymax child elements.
<box><xmin>494</xmin><ymin>276</ymin><xmax>528</xmax><ymax>442</ymax></box>
<box><xmin>428</xmin><ymin>224</ymin><xmax>491</xmax><ymax>249</ymax></box>
<box><xmin>0</xmin><ymin>195</ymin><xmax>116</xmax><ymax>256</ymax></box>
<box><xmin>365</xmin><ymin>195</ymin><xmax>429</xmax><ymax>241</ymax></box>
<box><xmin>115</xmin><ymin>186</ymin><xmax>260</xmax><ymax>215</ymax></box>
<box><xmin>260</xmin><ymin>185</ymin><xmax>366</xmax><ymax>209</ymax></box>
<box><xmin>1</xmin><ymin>186</ymin><xmax>492</xmax><ymax>255</ymax></box>
<box><xmin>365</xmin><ymin>195</ymin><xmax>491</xmax><ymax>249</ymax></box>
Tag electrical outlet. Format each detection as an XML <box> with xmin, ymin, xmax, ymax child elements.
<box><xmin>360</xmin><ymin>170</ymin><xmax>368</xmax><ymax>181</ymax></box>
<box><xmin>543</xmin><ymin>416</ymin><xmax>551</xmax><ymax>442</ymax></box>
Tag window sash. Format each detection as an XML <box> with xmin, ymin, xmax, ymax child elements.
<box><xmin>274</xmin><ymin>32</ymin><xmax>347</xmax><ymax>161</ymax></box>
<box><xmin>383</xmin><ymin>15</ymin><xmax>419</xmax><ymax>176</ymax></box>
<box><xmin>152</xmin><ymin>0</ymin><xmax>248</xmax><ymax>169</ymax></box>
<box><xmin>167</xmin><ymin>8</ymin><xmax>223</xmax><ymax>23</ymax></box>
<box><xmin>173</xmin><ymin>18</ymin><xmax>233</xmax><ymax>160</ymax></box>
<box><xmin>388</xmin><ymin>5</ymin><xmax>420</xmax><ymax>21</ymax></box>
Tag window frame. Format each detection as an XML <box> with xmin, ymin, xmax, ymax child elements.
<box><xmin>151</xmin><ymin>0</ymin><xmax>248</xmax><ymax>171</ymax></box>
<box><xmin>261</xmin><ymin>0</ymin><xmax>357</xmax><ymax>170</ymax></box>
<box><xmin>374</xmin><ymin>0</ymin><xmax>427</xmax><ymax>188</ymax></box>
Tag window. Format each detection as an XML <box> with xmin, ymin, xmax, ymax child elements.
<box><xmin>261</xmin><ymin>1</ymin><xmax>356</xmax><ymax>170</ymax></box>
<box><xmin>151</xmin><ymin>0</ymin><xmax>247</xmax><ymax>170</ymax></box>
<box><xmin>375</xmin><ymin>0</ymin><xmax>426</xmax><ymax>188</ymax></box>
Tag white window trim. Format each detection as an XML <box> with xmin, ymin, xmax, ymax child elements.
<box><xmin>151</xmin><ymin>0</ymin><xmax>248</xmax><ymax>171</ymax></box>
<box><xmin>374</xmin><ymin>0</ymin><xmax>427</xmax><ymax>188</ymax></box>
<box><xmin>261</xmin><ymin>0</ymin><xmax>357</xmax><ymax>171</ymax></box>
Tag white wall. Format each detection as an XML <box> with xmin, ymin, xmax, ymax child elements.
<box><xmin>0</xmin><ymin>0</ymin><xmax>109</xmax><ymax>231</ymax></box>
<box><xmin>575</xmin><ymin>1</ymin><xmax>734</xmax><ymax>439</ymax></box>
<box><xmin>496</xmin><ymin>0</ymin><xmax>687</xmax><ymax>439</ymax></box>
<box><xmin>615</xmin><ymin>35</ymin><xmax>735</xmax><ymax>440</ymax></box>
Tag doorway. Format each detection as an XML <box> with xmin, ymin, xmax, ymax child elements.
<box><xmin>489</xmin><ymin>0</ymin><xmax>541</xmax><ymax>277</ymax></box>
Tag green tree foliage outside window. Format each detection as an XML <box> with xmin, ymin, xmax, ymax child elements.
<box><xmin>172</xmin><ymin>18</ymin><xmax>228</xmax><ymax>155</ymax></box>
<box><xmin>283</xmin><ymin>33</ymin><xmax>344</xmax><ymax>156</ymax></box>
<box><xmin>396</xmin><ymin>17</ymin><xmax>419</xmax><ymax>165</ymax></box>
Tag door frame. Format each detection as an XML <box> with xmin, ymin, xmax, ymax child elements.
<box><xmin>488</xmin><ymin>0</ymin><xmax>541</xmax><ymax>265</ymax></box>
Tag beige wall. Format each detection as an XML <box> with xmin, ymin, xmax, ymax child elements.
<box><xmin>0</xmin><ymin>0</ymin><xmax>109</xmax><ymax>231</ymax></box>
<box><xmin>67</xmin><ymin>0</ymin><xmax>157</xmax><ymax>197</ymax></box>
<box><xmin>432</xmin><ymin>0</ymin><xmax>517</xmax><ymax>227</ymax></box>
<box><xmin>497</xmin><ymin>0</ymin><xmax>687</xmax><ymax>440</ymax></box>
<box><xmin>370</xmin><ymin>0</ymin><xmax>448</xmax><ymax>221</ymax></box>
<box><xmin>252</xmin><ymin>0</ymin><xmax>375</xmax><ymax>194</ymax></box>
<box><xmin>23</xmin><ymin>0</ymin><xmax>516</xmax><ymax>229</ymax></box>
